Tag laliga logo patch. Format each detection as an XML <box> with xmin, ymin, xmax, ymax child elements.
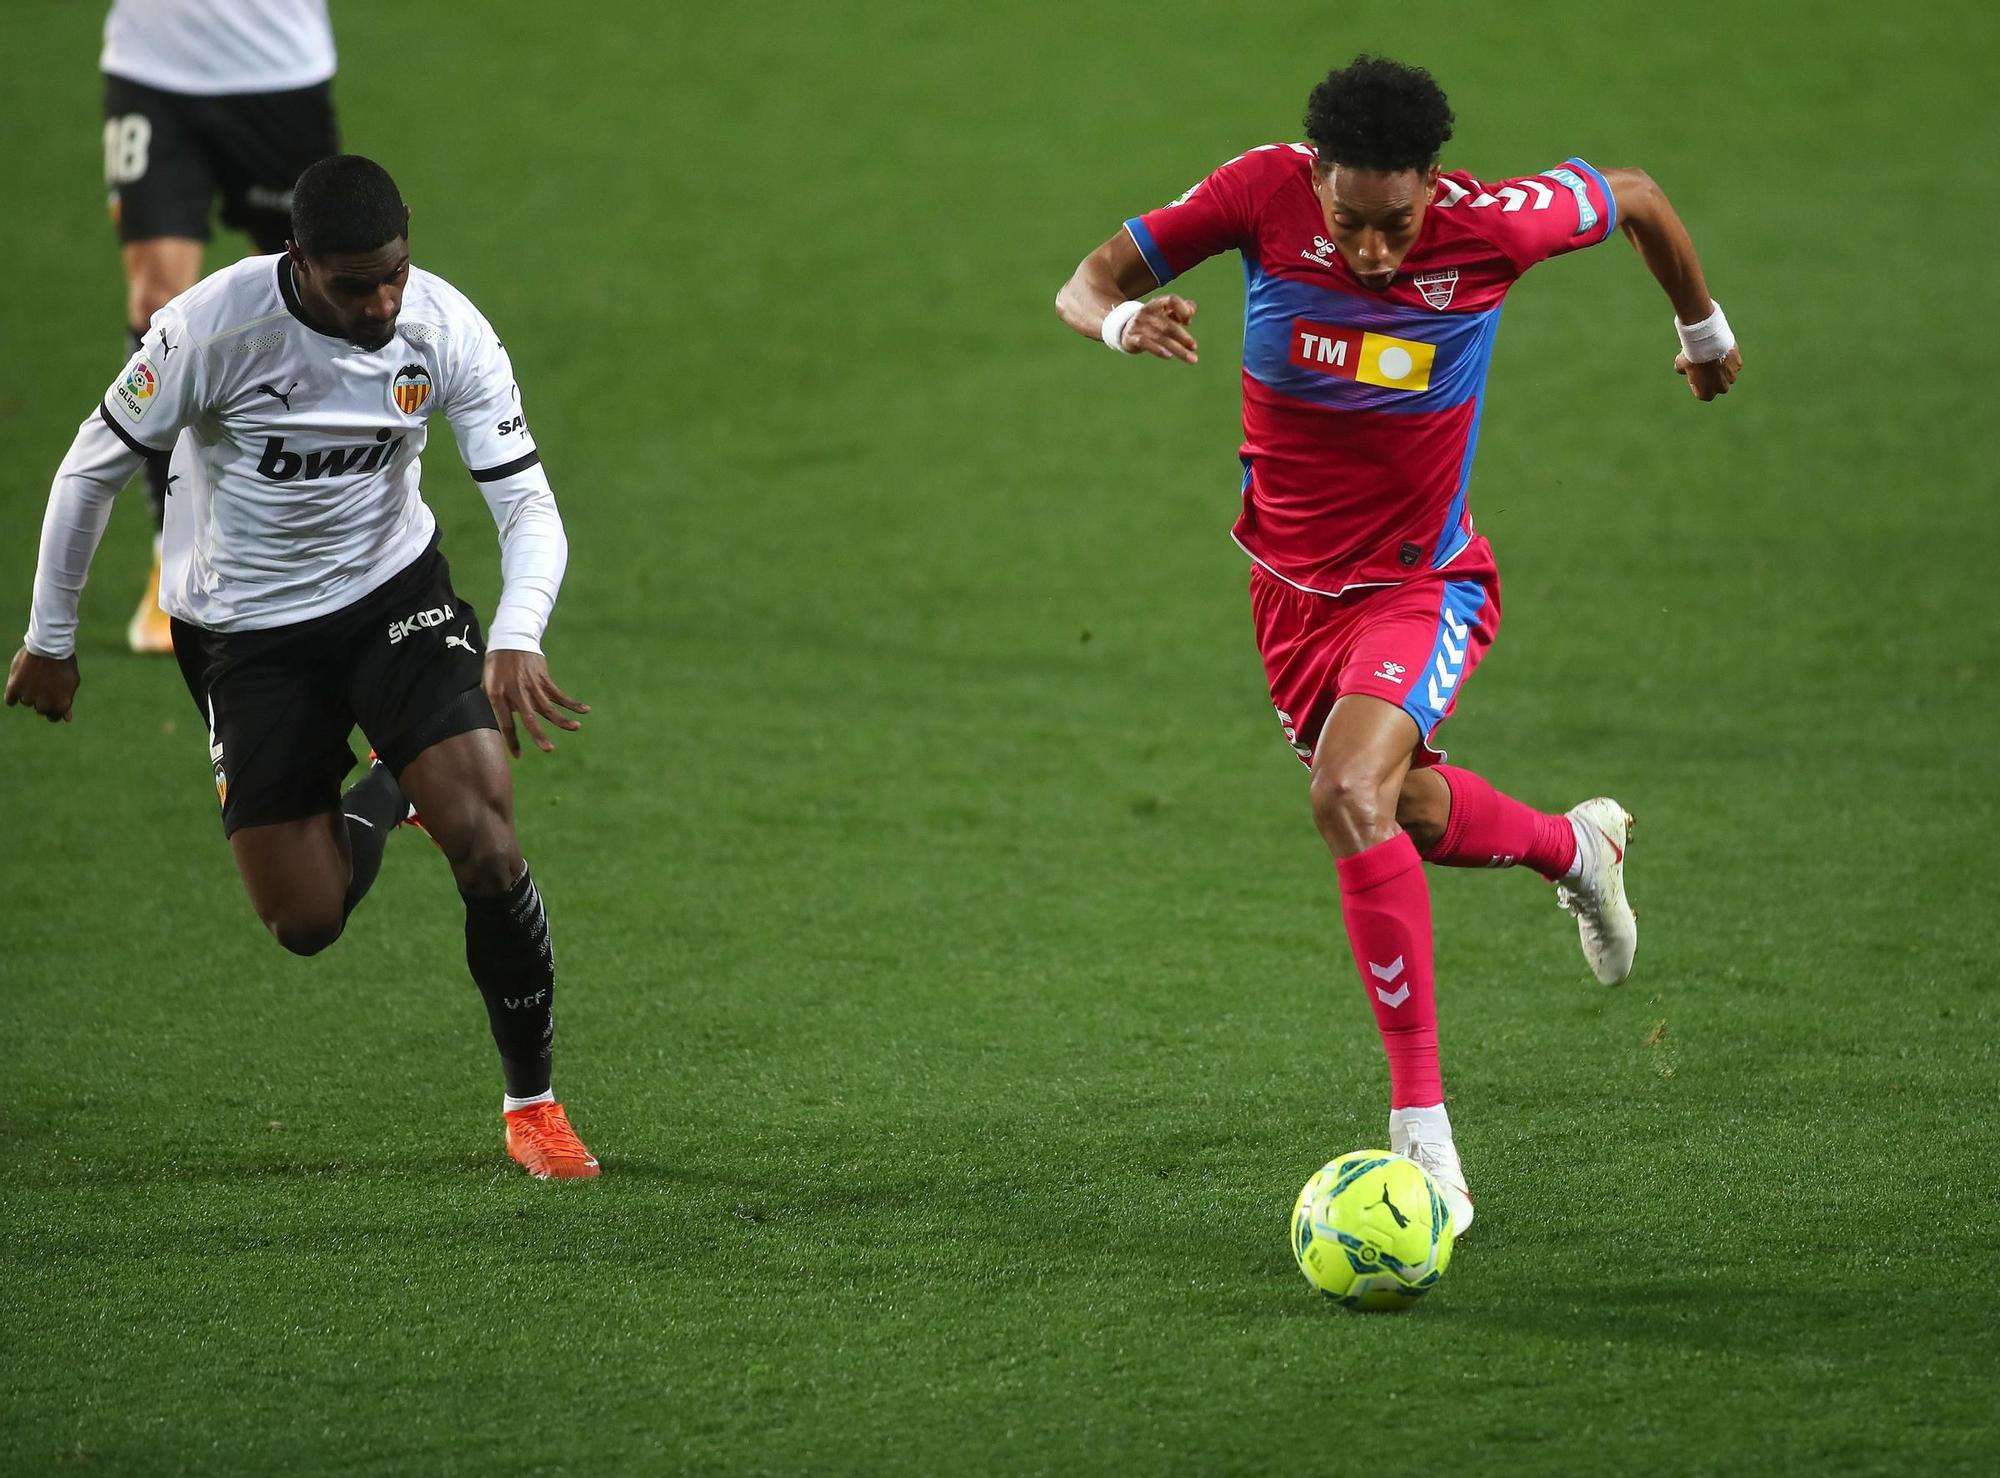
<box><xmin>117</xmin><ymin>357</ymin><xmax>159</xmax><ymax>420</ymax></box>
<box><xmin>391</xmin><ymin>363</ymin><xmax>432</xmax><ymax>416</ymax></box>
<box><xmin>1413</xmin><ymin>270</ymin><xmax>1459</xmax><ymax>310</ymax></box>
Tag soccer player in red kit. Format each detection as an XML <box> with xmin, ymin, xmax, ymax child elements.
<box><xmin>1056</xmin><ymin>56</ymin><xmax>1740</xmax><ymax>1232</ymax></box>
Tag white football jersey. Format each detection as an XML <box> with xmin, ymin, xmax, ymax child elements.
<box><xmin>102</xmin><ymin>0</ymin><xmax>336</xmax><ymax>96</ymax></box>
<box><xmin>101</xmin><ymin>254</ymin><xmax>541</xmax><ymax>635</ymax></box>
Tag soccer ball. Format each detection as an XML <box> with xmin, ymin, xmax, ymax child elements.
<box><xmin>1290</xmin><ymin>1150</ymin><xmax>1457</xmax><ymax>1310</ymax></box>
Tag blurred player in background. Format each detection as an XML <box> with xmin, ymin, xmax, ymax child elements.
<box><xmin>1057</xmin><ymin>56</ymin><xmax>1740</xmax><ymax>1231</ymax></box>
<box><xmin>7</xmin><ymin>156</ymin><xmax>600</xmax><ymax>1181</ymax></box>
<box><xmin>101</xmin><ymin>0</ymin><xmax>341</xmax><ymax>652</ymax></box>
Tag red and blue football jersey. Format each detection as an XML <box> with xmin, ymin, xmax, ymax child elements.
<box><xmin>1126</xmin><ymin>144</ymin><xmax>1617</xmax><ymax>594</ymax></box>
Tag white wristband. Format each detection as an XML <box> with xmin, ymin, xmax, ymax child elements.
<box><xmin>1674</xmin><ymin>299</ymin><xmax>1734</xmax><ymax>363</ymax></box>
<box><xmin>1100</xmin><ymin>299</ymin><xmax>1144</xmax><ymax>353</ymax></box>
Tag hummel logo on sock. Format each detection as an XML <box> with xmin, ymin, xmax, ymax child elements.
<box><xmin>1369</xmin><ymin>955</ymin><xmax>1410</xmax><ymax>1007</ymax></box>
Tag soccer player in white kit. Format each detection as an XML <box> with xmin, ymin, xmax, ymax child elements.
<box><xmin>6</xmin><ymin>156</ymin><xmax>600</xmax><ymax>1180</ymax></box>
<box><xmin>100</xmin><ymin>0</ymin><xmax>342</xmax><ymax>653</ymax></box>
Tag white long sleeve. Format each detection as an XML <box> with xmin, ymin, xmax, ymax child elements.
<box><xmin>475</xmin><ymin>458</ymin><xmax>567</xmax><ymax>654</ymax></box>
<box><xmin>24</xmin><ymin>411</ymin><xmax>148</xmax><ymax>658</ymax></box>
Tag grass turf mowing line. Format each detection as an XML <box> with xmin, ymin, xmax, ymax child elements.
<box><xmin>4</xmin><ymin>0</ymin><xmax>1998</xmax><ymax>1473</ymax></box>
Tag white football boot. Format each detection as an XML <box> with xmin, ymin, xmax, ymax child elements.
<box><xmin>1556</xmin><ymin>797</ymin><xmax>1638</xmax><ymax>986</ymax></box>
<box><xmin>1389</xmin><ymin>1104</ymin><xmax>1474</xmax><ymax>1236</ymax></box>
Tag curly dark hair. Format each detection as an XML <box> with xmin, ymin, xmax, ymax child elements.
<box><xmin>291</xmin><ymin>155</ymin><xmax>409</xmax><ymax>257</ymax></box>
<box><xmin>1303</xmin><ymin>56</ymin><xmax>1455</xmax><ymax>172</ymax></box>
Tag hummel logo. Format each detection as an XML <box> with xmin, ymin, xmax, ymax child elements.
<box><xmin>1425</xmin><ymin>607</ymin><xmax>1472</xmax><ymax>710</ymax></box>
<box><xmin>1369</xmin><ymin>955</ymin><xmax>1410</xmax><ymax>1008</ymax></box>
<box><xmin>254</xmin><ymin>380</ymin><xmax>300</xmax><ymax>410</ymax></box>
<box><xmin>1373</xmin><ymin>660</ymin><xmax>1407</xmax><ymax>684</ymax></box>
<box><xmin>1300</xmin><ymin>234</ymin><xmax>1340</xmax><ymax>269</ymax></box>
<box><xmin>444</xmin><ymin>627</ymin><xmax>480</xmax><ymax>656</ymax></box>
<box><xmin>1373</xmin><ymin>1185</ymin><xmax>1410</xmax><ymax>1229</ymax></box>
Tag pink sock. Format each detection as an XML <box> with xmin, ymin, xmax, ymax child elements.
<box><xmin>1336</xmin><ymin>832</ymin><xmax>1441</xmax><ymax>1110</ymax></box>
<box><xmin>1422</xmin><ymin>764</ymin><xmax>1577</xmax><ymax>880</ymax></box>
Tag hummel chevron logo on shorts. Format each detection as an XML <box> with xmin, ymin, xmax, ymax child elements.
<box><xmin>1426</xmin><ymin>607</ymin><xmax>1471</xmax><ymax>710</ymax></box>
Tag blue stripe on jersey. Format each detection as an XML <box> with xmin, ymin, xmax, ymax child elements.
<box><xmin>1401</xmin><ymin>579</ymin><xmax>1490</xmax><ymax>740</ymax></box>
<box><xmin>1240</xmin><ymin>259</ymin><xmax>1502</xmax><ymax>414</ymax></box>
<box><xmin>1563</xmin><ymin>157</ymin><xmax>1617</xmax><ymax>242</ymax></box>
<box><xmin>1431</xmin><ymin>390</ymin><xmax>1489</xmax><ymax>569</ymax></box>
<box><xmin>1124</xmin><ymin>217</ymin><xmax>1175</xmax><ymax>288</ymax></box>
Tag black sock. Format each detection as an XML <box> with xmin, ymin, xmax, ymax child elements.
<box><xmin>128</xmin><ymin>326</ymin><xmax>170</xmax><ymax>531</ymax></box>
<box><xmin>464</xmin><ymin>866</ymin><xmax>556</xmax><ymax>1098</ymax></box>
<box><xmin>340</xmin><ymin>763</ymin><xmax>407</xmax><ymax>918</ymax></box>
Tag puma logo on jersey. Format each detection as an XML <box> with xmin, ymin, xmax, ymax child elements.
<box><xmin>387</xmin><ymin>603</ymin><xmax>456</xmax><ymax>644</ymax></box>
<box><xmin>444</xmin><ymin>627</ymin><xmax>480</xmax><ymax>655</ymax></box>
<box><xmin>254</xmin><ymin>380</ymin><xmax>300</xmax><ymax>410</ymax></box>
<box><xmin>256</xmin><ymin>430</ymin><xmax>403</xmax><ymax>482</ymax></box>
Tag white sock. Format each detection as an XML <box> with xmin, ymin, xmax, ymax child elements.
<box><xmin>503</xmin><ymin>1089</ymin><xmax>555</xmax><ymax>1114</ymax></box>
<box><xmin>1562</xmin><ymin>817</ymin><xmax>1588</xmax><ymax>881</ymax></box>
<box><xmin>1389</xmin><ymin>1102</ymin><xmax>1453</xmax><ymax>1140</ymax></box>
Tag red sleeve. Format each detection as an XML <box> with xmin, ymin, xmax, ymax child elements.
<box><xmin>1447</xmin><ymin>157</ymin><xmax>1619</xmax><ymax>272</ymax></box>
<box><xmin>1124</xmin><ymin>144</ymin><xmax>1302</xmax><ymax>286</ymax></box>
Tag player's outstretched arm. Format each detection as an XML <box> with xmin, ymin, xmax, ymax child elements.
<box><xmin>438</xmin><ymin>313</ymin><xmax>588</xmax><ymax>758</ymax></box>
<box><xmin>1604</xmin><ymin>168</ymin><xmax>1742</xmax><ymax>401</ymax></box>
<box><xmin>7</xmin><ymin>409</ymin><xmax>161</xmax><ymax>722</ymax></box>
<box><xmin>1056</xmin><ymin>230</ymin><xmax>1201</xmax><ymax>363</ymax></box>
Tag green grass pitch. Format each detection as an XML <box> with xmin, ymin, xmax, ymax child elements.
<box><xmin>3</xmin><ymin>2</ymin><xmax>1997</xmax><ymax>1472</ymax></box>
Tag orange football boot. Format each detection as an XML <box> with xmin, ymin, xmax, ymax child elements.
<box><xmin>127</xmin><ymin>544</ymin><xmax>174</xmax><ymax>654</ymax></box>
<box><xmin>505</xmin><ymin>1101</ymin><xmax>601</xmax><ymax>1180</ymax></box>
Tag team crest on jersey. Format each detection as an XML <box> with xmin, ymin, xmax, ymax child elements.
<box><xmin>391</xmin><ymin>364</ymin><xmax>432</xmax><ymax>416</ymax></box>
<box><xmin>116</xmin><ymin>357</ymin><xmax>159</xmax><ymax>420</ymax></box>
<box><xmin>1413</xmin><ymin>270</ymin><xmax>1459</xmax><ymax>309</ymax></box>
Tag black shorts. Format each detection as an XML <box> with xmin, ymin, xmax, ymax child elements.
<box><xmin>172</xmin><ymin>540</ymin><xmax>498</xmax><ymax>837</ymax></box>
<box><xmin>103</xmin><ymin>73</ymin><xmax>340</xmax><ymax>251</ymax></box>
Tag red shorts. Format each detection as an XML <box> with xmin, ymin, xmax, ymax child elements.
<box><xmin>1249</xmin><ymin>538</ymin><xmax>1501</xmax><ymax>767</ymax></box>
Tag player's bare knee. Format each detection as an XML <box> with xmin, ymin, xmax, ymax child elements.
<box><xmin>453</xmin><ymin>843</ymin><xmax>523</xmax><ymax>898</ymax></box>
<box><xmin>128</xmin><ymin>281</ymin><xmax>175</xmax><ymax>329</ymax></box>
<box><xmin>1310</xmin><ymin>765</ymin><xmax>1391</xmax><ymax>843</ymax></box>
<box><xmin>266</xmin><ymin>909</ymin><xmax>345</xmax><ymax>957</ymax></box>
<box><xmin>441</xmin><ymin>808</ymin><xmax>522</xmax><ymax>897</ymax></box>
<box><xmin>126</xmin><ymin>258</ymin><xmax>189</xmax><ymax>328</ymax></box>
